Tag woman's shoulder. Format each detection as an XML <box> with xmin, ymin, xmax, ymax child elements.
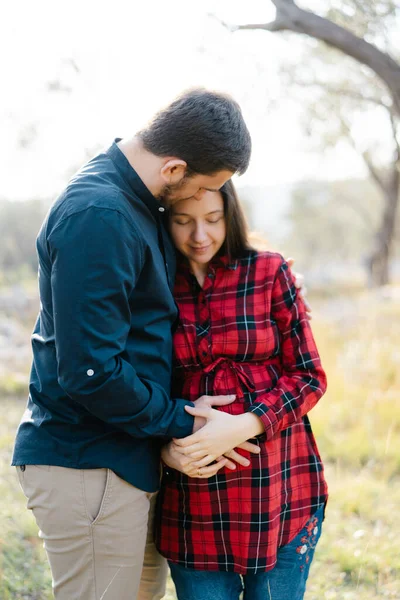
<box><xmin>235</xmin><ymin>249</ymin><xmax>285</xmax><ymax>272</ymax></box>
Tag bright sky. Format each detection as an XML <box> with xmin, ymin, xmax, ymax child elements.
<box><xmin>1</xmin><ymin>0</ymin><xmax>368</xmax><ymax>201</ymax></box>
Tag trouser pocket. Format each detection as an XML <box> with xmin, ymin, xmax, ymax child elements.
<box><xmin>82</xmin><ymin>468</ymin><xmax>112</xmax><ymax>525</ymax></box>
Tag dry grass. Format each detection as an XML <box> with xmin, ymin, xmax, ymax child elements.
<box><xmin>1</xmin><ymin>288</ymin><xmax>399</xmax><ymax>598</ymax></box>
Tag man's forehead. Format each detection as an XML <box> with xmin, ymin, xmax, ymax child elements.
<box><xmin>196</xmin><ymin>170</ymin><xmax>233</xmax><ymax>188</ymax></box>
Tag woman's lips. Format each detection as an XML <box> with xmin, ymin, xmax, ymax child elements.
<box><xmin>190</xmin><ymin>245</ymin><xmax>211</xmax><ymax>254</ymax></box>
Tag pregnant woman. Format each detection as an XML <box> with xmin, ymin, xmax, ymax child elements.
<box><xmin>156</xmin><ymin>180</ymin><xmax>328</xmax><ymax>600</ymax></box>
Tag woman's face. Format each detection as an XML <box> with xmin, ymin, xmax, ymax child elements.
<box><xmin>169</xmin><ymin>191</ymin><xmax>226</xmax><ymax>270</ymax></box>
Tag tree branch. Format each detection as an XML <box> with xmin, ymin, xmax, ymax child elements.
<box><xmin>389</xmin><ymin>109</ymin><xmax>400</xmax><ymax>160</ymax></box>
<box><xmin>339</xmin><ymin>116</ymin><xmax>388</xmax><ymax>194</ymax></box>
<box><xmin>361</xmin><ymin>150</ymin><xmax>388</xmax><ymax>195</ymax></box>
<box><xmin>232</xmin><ymin>0</ymin><xmax>400</xmax><ymax>115</ymax></box>
<box><xmin>283</xmin><ymin>74</ymin><xmax>392</xmax><ymax>109</ymax></box>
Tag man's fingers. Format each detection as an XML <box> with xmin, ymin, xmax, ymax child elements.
<box><xmin>224</xmin><ymin>449</ymin><xmax>250</xmax><ymax>467</ymax></box>
<box><xmin>207</xmin><ymin>394</ymin><xmax>236</xmax><ymax>406</ymax></box>
<box><xmin>294</xmin><ymin>273</ymin><xmax>304</xmax><ymax>289</ymax></box>
<box><xmin>286</xmin><ymin>257</ymin><xmax>295</xmax><ymax>268</ymax></box>
<box><xmin>184</xmin><ymin>405</ymin><xmax>211</xmax><ymax>419</ymax></box>
<box><xmin>216</xmin><ymin>456</ymin><xmax>237</xmax><ymax>470</ymax></box>
<box><xmin>303</xmin><ymin>298</ymin><xmax>313</xmax><ymax>319</ymax></box>
<box><xmin>236</xmin><ymin>441</ymin><xmax>261</xmax><ymax>454</ymax></box>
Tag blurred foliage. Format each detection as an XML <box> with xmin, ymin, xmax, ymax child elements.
<box><xmin>276</xmin><ymin>0</ymin><xmax>400</xmax><ymax>285</ymax></box>
<box><xmin>284</xmin><ymin>176</ymin><xmax>400</xmax><ymax>268</ymax></box>
<box><xmin>0</xmin><ymin>199</ymin><xmax>47</xmax><ymax>277</ymax></box>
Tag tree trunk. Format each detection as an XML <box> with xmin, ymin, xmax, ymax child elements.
<box><xmin>367</xmin><ymin>179</ymin><xmax>399</xmax><ymax>287</ymax></box>
<box><xmin>234</xmin><ymin>1</ymin><xmax>400</xmax><ymax>286</ymax></box>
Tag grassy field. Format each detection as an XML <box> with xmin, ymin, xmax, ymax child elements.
<box><xmin>1</xmin><ymin>289</ymin><xmax>399</xmax><ymax>599</ymax></box>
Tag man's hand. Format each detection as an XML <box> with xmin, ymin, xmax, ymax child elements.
<box><xmin>174</xmin><ymin>405</ymin><xmax>264</xmax><ymax>465</ymax></box>
<box><xmin>161</xmin><ymin>441</ymin><xmax>229</xmax><ymax>478</ymax></box>
<box><xmin>286</xmin><ymin>257</ymin><xmax>312</xmax><ymax>320</ymax></box>
<box><xmin>191</xmin><ymin>394</ymin><xmax>236</xmax><ymax>433</ymax></box>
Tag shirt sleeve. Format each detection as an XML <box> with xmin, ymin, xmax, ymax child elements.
<box><xmin>248</xmin><ymin>256</ymin><xmax>327</xmax><ymax>440</ymax></box>
<box><xmin>48</xmin><ymin>205</ymin><xmax>194</xmax><ymax>440</ymax></box>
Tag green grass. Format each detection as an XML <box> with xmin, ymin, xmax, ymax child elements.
<box><xmin>1</xmin><ymin>290</ymin><xmax>400</xmax><ymax>598</ymax></box>
<box><xmin>0</xmin><ymin>401</ymin><xmax>52</xmax><ymax>599</ymax></box>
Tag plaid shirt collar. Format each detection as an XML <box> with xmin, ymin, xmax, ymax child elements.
<box><xmin>176</xmin><ymin>253</ymin><xmax>238</xmax><ymax>280</ymax></box>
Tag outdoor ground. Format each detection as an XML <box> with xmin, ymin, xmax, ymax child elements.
<box><xmin>1</xmin><ymin>288</ymin><xmax>399</xmax><ymax>599</ymax></box>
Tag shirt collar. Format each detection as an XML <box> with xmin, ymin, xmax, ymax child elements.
<box><xmin>177</xmin><ymin>252</ymin><xmax>238</xmax><ymax>276</ymax></box>
<box><xmin>106</xmin><ymin>139</ymin><xmax>162</xmax><ymax>218</ymax></box>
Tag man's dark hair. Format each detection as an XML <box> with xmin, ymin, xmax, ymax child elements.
<box><xmin>138</xmin><ymin>88</ymin><xmax>251</xmax><ymax>176</ymax></box>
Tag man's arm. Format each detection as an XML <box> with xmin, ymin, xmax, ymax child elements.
<box><xmin>49</xmin><ymin>205</ymin><xmax>194</xmax><ymax>439</ymax></box>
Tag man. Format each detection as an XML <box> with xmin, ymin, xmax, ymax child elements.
<box><xmin>12</xmin><ymin>89</ymin><xmax>252</xmax><ymax>599</ymax></box>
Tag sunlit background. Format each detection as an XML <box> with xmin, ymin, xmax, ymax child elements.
<box><xmin>1</xmin><ymin>1</ymin><xmax>399</xmax><ymax>598</ymax></box>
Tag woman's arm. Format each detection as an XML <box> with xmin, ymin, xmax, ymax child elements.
<box><xmin>246</xmin><ymin>256</ymin><xmax>326</xmax><ymax>439</ymax></box>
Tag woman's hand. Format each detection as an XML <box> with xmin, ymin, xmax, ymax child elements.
<box><xmin>161</xmin><ymin>441</ymin><xmax>230</xmax><ymax>478</ymax></box>
<box><xmin>191</xmin><ymin>394</ymin><xmax>236</xmax><ymax>433</ymax></box>
<box><xmin>173</xmin><ymin>406</ymin><xmax>264</xmax><ymax>465</ymax></box>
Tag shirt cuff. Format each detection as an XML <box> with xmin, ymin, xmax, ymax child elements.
<box><xmin>165</xmin><ymin>400</ymin><xmax>195</xmax><ymax>439</ymax></box>
<box><xmin>248</xmin><ymin>402</ymin><xmax>279</xmax><ymax>442</ymax></box>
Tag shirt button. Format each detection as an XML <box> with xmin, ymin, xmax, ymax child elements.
<box><xmin>158</xmin><ymin>206</ymin><xmax>165</xmax><ymax>212</ymax></box>
<box><xmin>87</xmin><ymin>369</ymin><xmax>95</xmax><ymax>377</ymax></box>
<box><xmin>20</xmin><ymin>465</ymin><xmax>26</xmax><ymax>472</ymax></box>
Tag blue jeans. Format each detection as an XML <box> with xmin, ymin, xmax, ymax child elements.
<box><xmin>169</xmin><ymin>505</ymin><xmax>324</xmax><ymax>600</ymax></box>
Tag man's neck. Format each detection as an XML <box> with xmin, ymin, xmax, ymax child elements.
<box><xmin>117</xmin><ymin>137</ymin><xmax>163</xmax><ymax>199</ymax></box>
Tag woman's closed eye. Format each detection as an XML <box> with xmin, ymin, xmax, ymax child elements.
<box><xmin>172</xmin><ymin>218</ymin><xmax>223</xmax><ymax>226</ymax></box>
<box><xmin>173</xmin><ymin>219</ymin><xmax>191</xmax><ymax>226</ymax></box>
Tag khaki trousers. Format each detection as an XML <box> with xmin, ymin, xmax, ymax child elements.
<box><xmin>16</xmin><ymin>465</ymin><xmax>168</xmax><ymax>600</ymax></box>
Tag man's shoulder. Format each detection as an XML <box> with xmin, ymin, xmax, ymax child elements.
<box><xmin>52</xmin><ymin>153</ymin><xmax>122</xmax><ymax>219</ymax></box>
<box><xmin>44</xmin><ymin>153</ymin><xmax>141</xmax><ymax>239</ymax></box>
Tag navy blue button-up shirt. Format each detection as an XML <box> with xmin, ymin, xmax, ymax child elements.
<box><xmin>12</xmin><ymin>140</ymin><xmax>194</xmax><ymax>492</ymax></box>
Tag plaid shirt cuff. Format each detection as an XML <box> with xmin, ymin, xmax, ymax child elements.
<box><xmin>248</xmin><ymin>403</ymin><xmax>279</xmax><ymax>442</ymax></box>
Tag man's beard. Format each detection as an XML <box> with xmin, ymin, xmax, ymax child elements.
<box><xmin>157</xmin><ymin>177</ymin><xmax>193</xmax><ymax>207</ymax></box>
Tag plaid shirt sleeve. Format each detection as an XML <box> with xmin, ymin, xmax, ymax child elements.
<box><xmin>248</xmin><ymin>256</ymin><xmax>327</xmax><ymax>440</ymax></box>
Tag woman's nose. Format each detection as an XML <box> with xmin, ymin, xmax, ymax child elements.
<box><xmin>192</xmin><ymin>224</ymin><xmax>208</xmax><ymax>243</ymax></box>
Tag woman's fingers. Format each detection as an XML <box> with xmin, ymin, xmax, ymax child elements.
<box><xmin>174</xmin><ymin>442</ymin><xmax>203</xmax><ymax>456</ymax></box>
<box><xmin>187</xmin><ymin>459</ymin><xmax>229</xmax><ymax>478</ymax></box>
<box><xmin>187</xmin><ymin>449</ymin><xmax>211</xmax><ymax>460</ymax></box>
<box><xmin>236</xmin><ymin>441</ymin><xmax>261</xmax><ymax>454</ymax></box>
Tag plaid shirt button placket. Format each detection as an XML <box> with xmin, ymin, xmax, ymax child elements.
<box><xmin>156</xmin><ymin>251</ymin><xmax>328</xmax><ymax>574</ymax></box>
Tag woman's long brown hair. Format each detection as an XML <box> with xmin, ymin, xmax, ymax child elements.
<box><xmin>219</xmin><ymin>179</ymin><xmax>254</xmax><ymax>259</ymax></box>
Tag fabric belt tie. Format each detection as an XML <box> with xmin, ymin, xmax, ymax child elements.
<box><xmin>203</xmin><ymin>357</ymin><xmax>256</xmax><ymax>399</ymax></box>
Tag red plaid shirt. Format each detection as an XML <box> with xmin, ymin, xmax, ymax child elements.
<box><xmin>156</xmin><ymin>251</ymin><xmax>328</xmax><ymax>574</ymax></box>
